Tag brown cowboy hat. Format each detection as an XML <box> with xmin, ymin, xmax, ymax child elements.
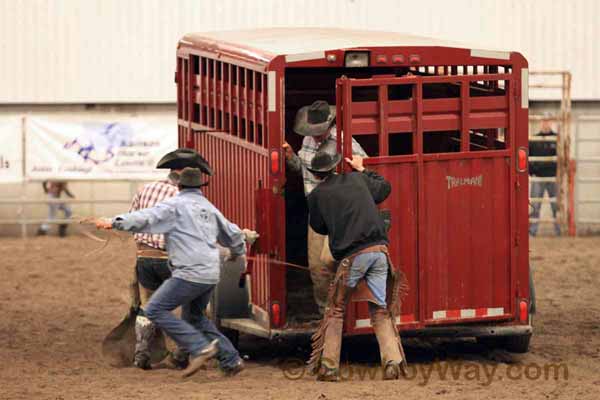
<box><xmin>293</xmin><ymin>100</ymin><xmax>336</xmax><ymax>137</ymax></box>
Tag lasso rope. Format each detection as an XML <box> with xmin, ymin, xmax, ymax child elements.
<box><xmin>73</xmin><ymin>216</ymin><xmax>127</xmax><ymax>257</ymax></box>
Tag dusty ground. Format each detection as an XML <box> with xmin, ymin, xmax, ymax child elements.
<box><xmin>1</xmin><ymin>234</ymin><xmax>599</xmax><ymax>400</ymax></box>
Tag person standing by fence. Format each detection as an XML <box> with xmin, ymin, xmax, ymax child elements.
<box><xmin>529</xmin><ymin>113</ymin><xmax>561</xmax><ymax>236</ymax></box>
<box><xmin>37</xmin><ymin>181</ymin><xmax>74</xmax><ymax>237</ymax></box>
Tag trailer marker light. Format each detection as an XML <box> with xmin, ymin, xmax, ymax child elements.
<box><xmin>345</xmin><ymin>51</ymin><xmax>369</xmax><ymax>68</ymax></box>
<box><xmin>409</xmin><ymin>54</ymin><xmax>421</xmax><ymax>64</ymax></box>
<box><xmin>376</xmin><ymin>54</ymin><xmax>387</xmax><ymax>64</ymax></box>
<box><xmin>392</xmin><ymin>54</ymin><xmax>405</xmax><ymax>63</ymax></box>
<box><xmin>272</xmin><ymin>302</ymin><xmax>281</xmax><ymax>326</ymax></box>
<box><xmin>270</xmin><ymin>150</ymin><xmax>280</xmax><ymax>174</ymax></box>
<box><xmin>326</xmin><ymin>54</ymin><xmax>337</xmax><ymax>63</ymax></box>
<box><xmin>517</xmin><ymin>147</ymin><xmax>528</xmax><ymax>172</ymax></box>
<box><xmin>519</xmin><ymin>300</ymin><xmax>528</xmax><ymax>322</ymax></box>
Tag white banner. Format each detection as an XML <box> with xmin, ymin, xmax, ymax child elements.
<box><xmin>26</xmin><ymin>117</ymin><xmax>178</xmax><ymax>180</ymax></box>
<box><xmin>0</xmin><ymin>117</ymin><xmax>24</xmax><ymax>183</ymax></box>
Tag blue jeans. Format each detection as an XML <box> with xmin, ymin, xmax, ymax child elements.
<box><xmin>40</xmin><ymin>200</ymin><xmax>72</xmax><ymax>232</ymax></box>
<box><xmin>347</xmin><ymin>252</ymin><xmax>389</xmax><ymax>307</ymax></box>
<box><xmin>529</xmin><ymin>181</ymin><xmax>560</xmax><ymax>236</ymax></box>
<box><xmin>144</xmin><ymin>277</ymin><xmax>240</xmax><ymax>369</ymax></box>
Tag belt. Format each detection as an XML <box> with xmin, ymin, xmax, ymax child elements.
<box><xmin>136</xmin><ymin>243</ymin><xmax>168</xmax><ymax>259</ymax></box>
<box><xmin>349</xmin><ymin>244</ymin><xmax>388</xmax><ymax>258</ymax></box>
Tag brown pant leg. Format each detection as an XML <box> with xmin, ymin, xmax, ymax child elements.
<box><xmin>311</xmin><ymin>261</ymin><xmax>352</xmax><ymax>378</ymax></box>
<box><xmin>369</xmin><ymin>304</ymin><xmax>404</xmax><ymax>366</ymax></box>
<box><xmin>307</xmin><ymin>225</ymin><xmax>334</xmax><ymax>314</ymax></box>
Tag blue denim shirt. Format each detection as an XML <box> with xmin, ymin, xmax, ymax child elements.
<box><xmin>112</xmin><ymin>189</ymin><xmax>245</xmax><ymax>284</ymax></box>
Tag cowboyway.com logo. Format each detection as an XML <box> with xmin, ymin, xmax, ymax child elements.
<box><xmin>446</xmin><ymin>174</ymin><xmax>483</xmax><ymax>189</ymax></box>
<box><xmin>280</xmin><ymin>359</ymin><xmax>568</xmax><ymax>385</ymax></box>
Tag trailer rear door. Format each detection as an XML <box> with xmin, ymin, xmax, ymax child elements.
<box><xmin>335</xmin><ymin>72</ymin><xmax>517</xmax><ymax>333</ymax></box>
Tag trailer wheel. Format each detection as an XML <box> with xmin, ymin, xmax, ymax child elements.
<box><xmin>477</xmin><ymin>336</ymin><xmax>505</xmax><ymax>349</ymax></box>
<box><xmin>477</xmin><ymin>334</ymin><xmax>531</xmax><ymax>353</ymax></box>
<box><xmin>504</xmin><ymin>333</ymin><xmax>531</xmax><ymax>353</ymax></box>
<box><xmin>209</xmin><ymin>257</ymin><xmax>249</xmax><ymax>349</ymax></box>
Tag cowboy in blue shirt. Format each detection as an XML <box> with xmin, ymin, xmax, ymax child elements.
<box><xmin>96</xmin><ymin>167</ymin><xmax>246</xmax><ymax>378</ymax></box>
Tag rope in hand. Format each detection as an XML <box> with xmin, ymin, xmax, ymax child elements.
<box><xmin>73</xmin><ymin>216</ymin><xmax>127</xmax><ymax>257</ymax></box>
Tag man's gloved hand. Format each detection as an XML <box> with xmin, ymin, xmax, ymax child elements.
<box><xmin>242</xmin><ymin>229</ymin><xmax>259</xmax><ymax>245</ymax></box>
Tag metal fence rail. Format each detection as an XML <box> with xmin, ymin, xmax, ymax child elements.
<box><xmin>528</xmin><ymin>71</ymin><xmax>573</xmax><ymax>235</ymax></box>
<box><xmin>0</xmin><ymin>181</ymin><xmax>150</xmax><ymax>238</ymax></box>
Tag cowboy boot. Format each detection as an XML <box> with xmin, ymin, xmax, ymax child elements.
<box><xmin>152</xmin><ymin>347</ymin><xmax>189</xmax><ymax>370</ymax></box>
<box><xmin>370</xmin><ymin>306</ymin><xmax>406</xmax><ymax>380</ymax></box>
<box><xmin>58</xmin><ymin>224</ymin><xmax>68</xmax><ymax>237</ymax></box>
<box><xmin>134</xmin><ymin>313</ymin><xmax>156</xmax><ymax>370</ymax></box>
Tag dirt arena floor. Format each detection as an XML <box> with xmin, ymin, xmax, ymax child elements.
<box><xmin>1</xmin><ymin>234</ymin><xmax>599</xmax><ymax>400</ymax></box>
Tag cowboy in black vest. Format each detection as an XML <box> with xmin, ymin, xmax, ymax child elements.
<box><xmin>305</xmin><ymin>151</ymin><xmax>408</xmax><ymax>381</ymax></box>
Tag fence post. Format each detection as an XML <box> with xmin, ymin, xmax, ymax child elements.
<box><xmin>20</xmin><ymin>116</ymin><xmax>27</xmax><ymax>239</ymax></box>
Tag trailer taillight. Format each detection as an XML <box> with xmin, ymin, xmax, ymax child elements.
<box><xmin>270</xmin><ymin>150</ymin><xmax>280</xmax><ymax>174</ymax></box>
<box><xmin>519</xmin><ymin>300</ymin><xmax>528</xmax><ymax>322</ymax></box>
<box><xmin>517</xmin><ymin>147</ymin><xmax>528</xmax><ymax>172</ymax></box>
<box><xmin>272</xmin><ymin>302</ymin><xmax>281</xmax><ymax>327</ymax></box>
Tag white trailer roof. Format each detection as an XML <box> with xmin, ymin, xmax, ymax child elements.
<box><xmin>182</xmin><ymin>28</ymin><xmax>511</xmax><ymax>61</ymax></box>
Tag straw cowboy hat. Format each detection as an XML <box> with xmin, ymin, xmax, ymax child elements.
<box><xmin>156</xmin><ymin>148</ymin><xmax>213</xmax><ymax>176</ymax></box>
<box><xmin>307</xmin><ymin>151</ymin><xmax>342</xmax><ymax>174</ymax></box>
<box><xmin>293</xmin><ymin>100</ymin><xmax>336</xmax><ymax>137</ymax></box>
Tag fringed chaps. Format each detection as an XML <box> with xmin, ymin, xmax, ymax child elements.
<box><xmin>307</xmin><ymin>245</ymin><xmax>409</xmax><ymax>373</ymax></box>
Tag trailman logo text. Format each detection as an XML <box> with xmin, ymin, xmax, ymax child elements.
<box><xmin>446</xmin><ymin>175</ymin><xmax>483</xmax><ymax>189</ymax></box>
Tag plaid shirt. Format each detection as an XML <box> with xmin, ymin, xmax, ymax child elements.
<box><xmin>287</xmin><ymin>126</ymin><xmax>367</xmax><ymax>195</ymax></box>
<box><xmin>129</xmin><ymin>179</ymin><xmax>179</xmax><ymax>250</ymax></box>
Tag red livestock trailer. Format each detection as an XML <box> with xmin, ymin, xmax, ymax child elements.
<box><xmin>176</xmin><ymin>28</ymin><xmax>533</xmax><ymax>352</ymax></box>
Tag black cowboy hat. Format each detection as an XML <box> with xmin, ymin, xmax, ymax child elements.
<box><xmin>156</xmin><ymin>148</ymin><xmax>213</xmax><ymax>176</ymax></box>
<box><xmin>178</xmin><ymin>167</ymin><xmax>205</xmax><ymax>188</ymax></box>
<box><xmin>293</xmin><ymin>100</ymin><xmax>336</xmax><ymax>137</ymax></box>
<box><xmin>307</xmin><ymin>151</ymin><xmax>342</xmax><ymax>174</ymax></box>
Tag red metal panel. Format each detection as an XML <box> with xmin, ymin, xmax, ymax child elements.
<box><xmin>460</xmin><ymin>80</ymin><xmax>469</xmax><ymax>151</ymax></box>
<box><xmin>336</xmin><ymin>68</ymin><xmax>519</xmax><ymax>333</ymax></box>
<box><xmin>378</xmin><ymin>85</ymin><xmax>389</xmax><ymax>156</ymax></box>
<box><xmin>421</xmin><ymin>157</ymin><xmax>511</xmax><ymax>324</ymax></box>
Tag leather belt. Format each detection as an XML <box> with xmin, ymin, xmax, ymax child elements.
<box><xmin>136</xmin><ymin>243</ymin><xmax>168</xmax><ymax>259</ymax></box>
<box><xmin>349</xmin><ymin>244</ymin><xmax>388</xmax><ymax>258</ymax></box>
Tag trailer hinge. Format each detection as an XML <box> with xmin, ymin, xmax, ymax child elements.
<box><xmin>515</xmin><ymin>234</ymin><xmax>520</xmax><ymax>247</ymax></box>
